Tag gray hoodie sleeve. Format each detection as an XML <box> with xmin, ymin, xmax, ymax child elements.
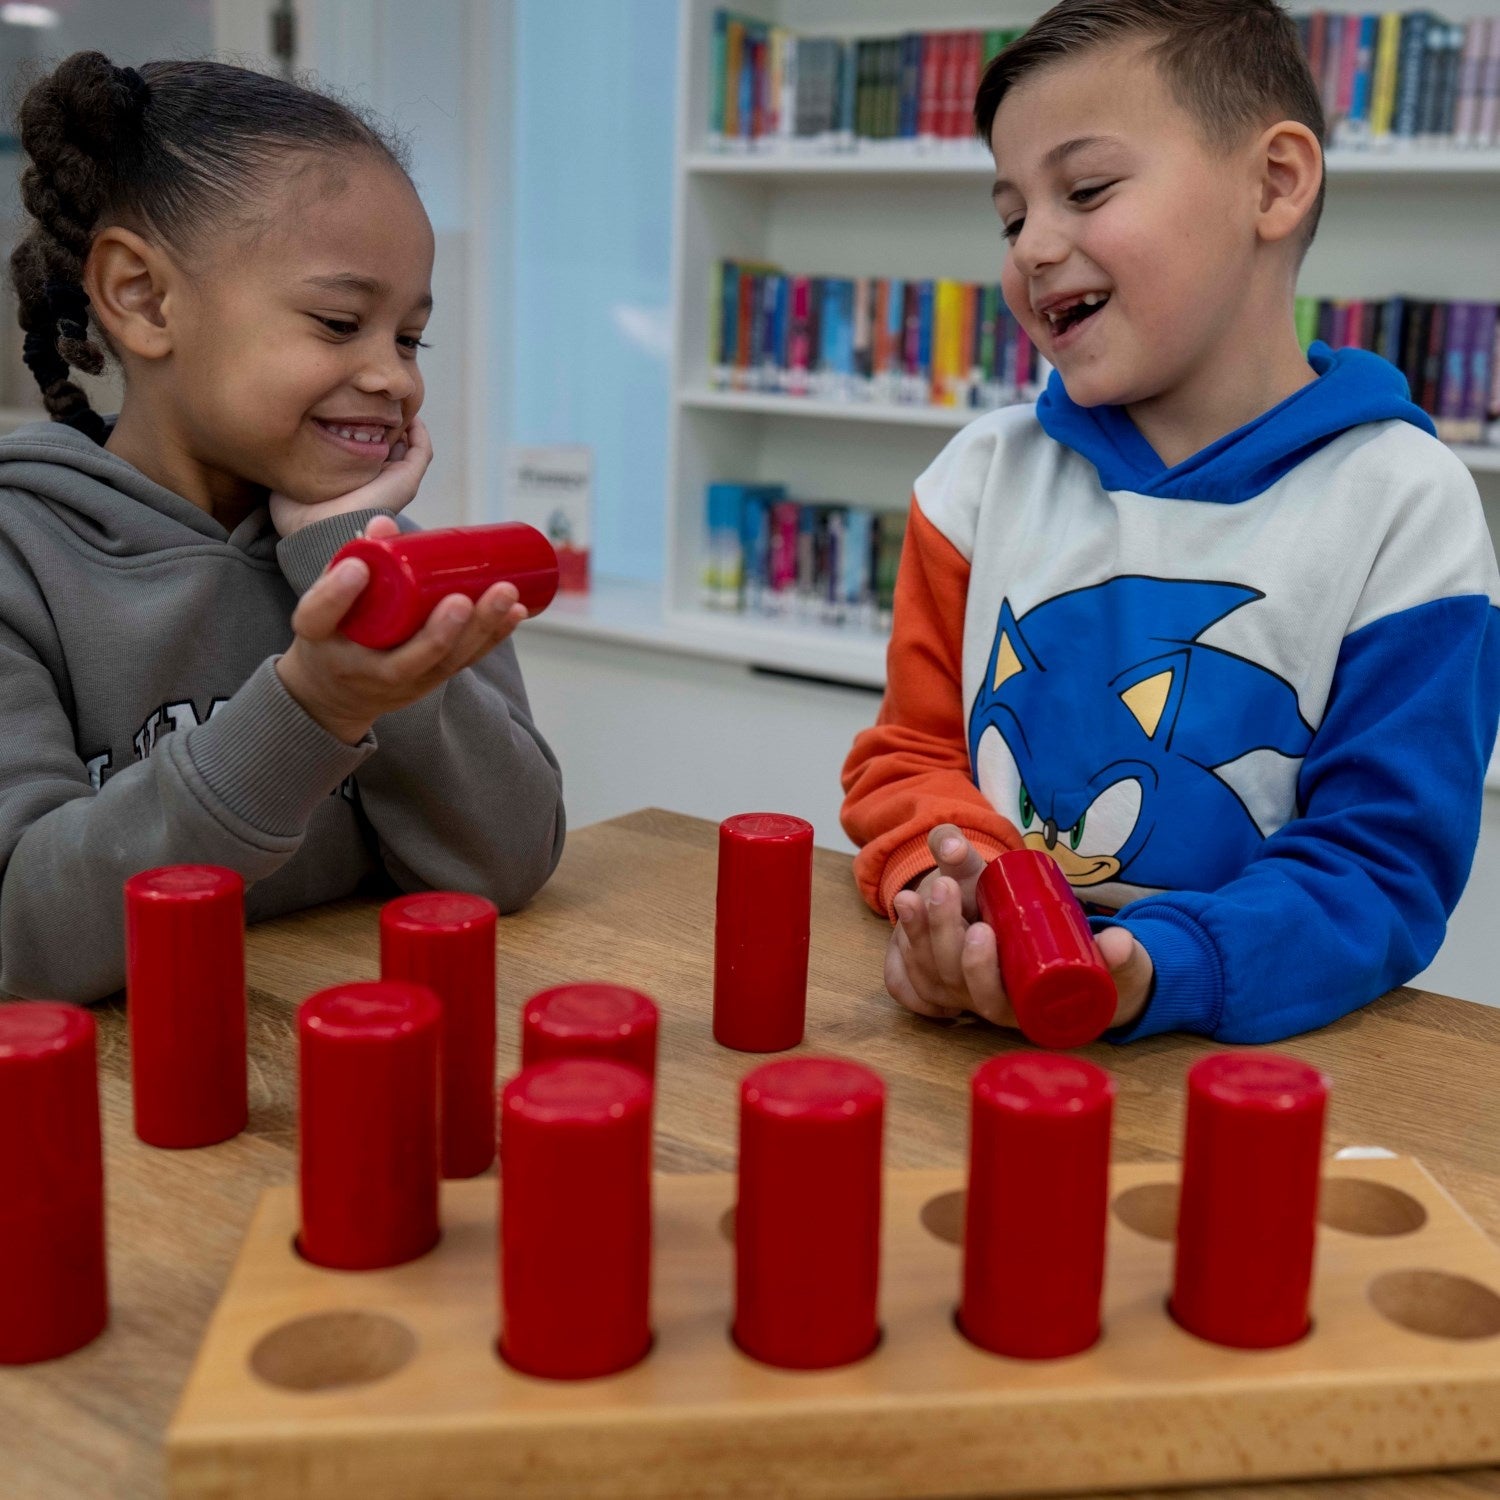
<box><xmin>0</xmin><ymin>575</ymin><xmax>372</xmax><ymax>1000</ymax></box>
<box><xmin>276</xmin><ymin>511</ymin><xmax>566</xmax><ymax>911</ymax></box>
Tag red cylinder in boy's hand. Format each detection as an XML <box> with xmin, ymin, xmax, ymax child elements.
<box><xmin>298</xmin><ymin>981</ymin><xmax>442</xmax><ymax>1271</ymax></box>
<box><xmin>713</xmin><ymin>813</ymin><xmax>814</xmax><ymax>1052</ymax></box>
<box><xmin>0</xmin><ymin>1003</ymin><xmax>108</xmax><ymax>1364</ymax></box>
<box><xmin>499</xmin><ymin>1059</ymin><xmax>653</xmax><ymax>1380</ymax></box>
<box><xmin>734</xmin><ymin>1056</ymin><xmax>884</xmax><ymax>1369</ymax></box>
<box><xmin>959</xmin><ymin>1053</ymin><xmax>1114</xmax><ymax>1360</ymax></box>
<box><xmin>521</xmin><ymin>983</ymin><xmax>659</xmax><ymax>1079</ymax></box>
<box><xmin>1172</xmin><ymin>1052</ymin><xmax>1328</xmax><ymax>1349</ymax></box>
<box><xmin>380</xmin><ymin>892</ymin><xmax>499</xmax><ymax>1179</ymax></box>
<box><xmin>125</xmin><ymin>865</ymin><xmax>247</xmax><ymax>1148</ymax></box>
<box><xmin>334</xmin><ymin>522</ymin><xmax>559</xmax><ymax>649</ymax></box>
<box><xmin>976</xmin><ymin>849</ymin><xmax>1116</xmax><ymax>1049</ymax></box>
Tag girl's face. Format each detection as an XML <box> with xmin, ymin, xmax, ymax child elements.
<box><xmin>168</xmin><ymin>154</ymin><xmax>435</xmax><ymax>505</ymax></box>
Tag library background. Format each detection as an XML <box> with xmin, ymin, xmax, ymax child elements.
<box><xmin>2</xmin><ymin>0</ymin><xmax>1499</xmax><ymax>1003</ymax></box>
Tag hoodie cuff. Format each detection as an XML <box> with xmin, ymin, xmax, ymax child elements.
<box><xmin>1092</xmin><ymin>909</ymin><xmax>1224</xmax><ymax>1043</ymax></box>
<box><xmin>275</xmin><ymin>509</ymin><xmax>389</xmax><ymax>595</ymax></box>
<box><xmin>182</xmin><ymin>658</ymin><xmax>375</xmax><ymax>838</ymax></box>
<box><xmin>877</xmin><ymin>825</ymin><xmax>1012</xmax><ymax>919</ymax></box>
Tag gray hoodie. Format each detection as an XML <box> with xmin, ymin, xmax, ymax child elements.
<box><xmin>0</xmin><ymin>420</ymin><xmax>565</xmax><ymax>1002</ymax></box>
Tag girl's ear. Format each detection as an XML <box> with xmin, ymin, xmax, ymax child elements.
<box><xmin>83</xmin><ymin>227</ymin><xmax>176</xmax><ymax>361</ymax></box>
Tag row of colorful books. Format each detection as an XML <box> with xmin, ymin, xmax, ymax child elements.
<box><xmin>706</xmin><ymin>19</ymin><xmax>1022</xmax><ymax>152</ymax></box>
<box><xmin>1303</xmin><ymin>13</ymin><xmax>1500</xmax><ymax>151</ymax></box>
<box><xmin>701</xmin><ymin>483</ymin><xmax>908</xmax><ymax>631</ymax></box>
<box><xmin>1294</xmin><ymin>296</ymin><xmax>1499</xmax><ymax>442</ymax></box>
<box><xmin>710</xmin><ymin>262</ymin><xmax>1051</xmax><ymax>409</ymax></box>
<box><xmin>705</xmin><ymin>10</ymin><xmax>1500</xmax><ymax>154</ymax></box>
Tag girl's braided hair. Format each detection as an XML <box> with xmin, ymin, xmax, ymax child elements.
<box><xmin>8</xmin><ymin>52</ymin><xmax>408</xmax><ymax>443</ymax></box>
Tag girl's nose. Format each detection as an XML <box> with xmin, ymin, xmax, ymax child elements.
<box><xmin>355</xmin><ymin>353</ymin><xmax>417</xmax><ymax>403</ymax></box>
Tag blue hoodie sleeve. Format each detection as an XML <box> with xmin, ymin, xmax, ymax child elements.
<box><xmin>1100</xmin><ymin>593</ymin><xmax>1500</xmax><ymax>1043</ymax></box>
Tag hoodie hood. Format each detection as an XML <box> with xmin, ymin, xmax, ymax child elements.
<box><xmin>0</xmin><ymin>418</ymin><xmax>276</xmax><ymax>558</ymax></box>
<box><xmin>1035</xmin><ymin>340</ymin><xmax>1437</xmax><ymax>504</ymax></box>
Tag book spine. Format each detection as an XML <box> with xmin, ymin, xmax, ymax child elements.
<box><xmin>1333</xmin><ymin>14</ymin><xmax>1362</xmax><ymax>145</ymax></box>
<box><xmin>1420</xmin><ymin>299</ymin><xmax>1448</xmax><ymax>414</ymax></box>
<box><xmin>916</xmin><ymin>280</ymin><xmax>935</xmax><ymax>399</ymax></box>
<box><xmin>1306</xmin><ymin>11</ymin><xmax>1327</xmax><ymax>99</ymax></box>
<box><xmin>1436</xmin><ymin>301</ymin><xmax>1472</xmax><ymax>439</ymax></box>
<box><xmin>960</xmin><ymin>282</ymin><xmax>979</xmax><ymax>405</ymax></box>
<box><xmin>709</xmin><ymin>10</ymin><xmax>728</xmax><ymax>146</ymax></box>
<box><xmin>1321</xmin><ymin>11</ymin><xmax>1345</xmax><ymax>132</ymax></box>
<box><xmin>1393</xmin><ymin>13</ymin><xmax>1431</xmax><ymax>147</ymax></box>
<box><xmin>1480</xmin><ymin>20</ymin><xmax>1500</xmax><ymax>147</ymax></box>
<box><xmin>1380</xmin><ymin>295</ymin><xmax>1405</xmax><ymax>367</ymax></box>
<box><xmin>899</xmin><ymin>34</ymin><xmax>921</xmax><ymax>143</ymax></box>
<box><xmin>1344</xmin><ymin>14</ymin><xmax>1378</xmax><ymax>146</ymax></box>
<box><xmin>1460</xmin><ymin>302</ymin><xmax>1497</xmax><ymax>440</ymax></box>
<box><xmin>1293</xmin><ymin>293</ymin><xmax>1318</xmax><ymax>351</ymax></box>
<box><xmin>1454</xmin><ymin>19</ymin><xmax>1487</xmax><ymax>145</ymax></box>
<box><xmin>1490</xmin><ymin>309</ymin><xmax>1500</xmax><ymax>442</ymax></box>
<box><xmin>958</xmin><ymin>31</ymin><xmax>982</xmax><ymax>148</ymax></box>
<box><xmin>1417</xmin><ymin>21</ymin><xmax>1446</xmax><ymax>145</ymax></box>
<box><xmin>939</xmin><ymin>31</ymin><xmax>962</xmax><ymax>144</ymax></box>
<box><xmin>716</xmin><ymin>262</ymin><xmax>738</xmax><ymax>388</ymax></box>
<box><xmin>836</xmin><ymin>39</ymin><xmax>857</xmax><ymax>148</ymax></box>
<box><xmin>1434</xmin><ymin>24</ymin><xmax>1465</xmax><ymax>143</ymax></box>
<box><xmin>919</xmin><ymin>32</ymin><xmax>943</xmax><ymax>146</ymax></box>
<box><xmin>724</xmin><ymin>19</ymin><xmax>743</xmax><ymax>143</ymax></box>
<box><xmin>1369</xmin><ymin>11</ymin><xmax>1402</xmax><ymax>146</ymax></box>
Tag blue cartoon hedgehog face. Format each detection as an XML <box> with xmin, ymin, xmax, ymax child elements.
<box><xmin>966</xmin><ymin>577</ymin><xmax>1314</xmax><ymax>894</ymax></box>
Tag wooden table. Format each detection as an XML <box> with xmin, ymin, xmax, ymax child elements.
<box><xmin>3</xmin><ymin>807</ymin><xmax>1499</xmax><ymax>1500</ymax></box>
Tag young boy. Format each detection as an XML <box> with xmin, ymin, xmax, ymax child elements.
<box><xmin>841</xmin><ymin>0</ymin><xmax>1500</xmax><ymax>1044</ymax></box>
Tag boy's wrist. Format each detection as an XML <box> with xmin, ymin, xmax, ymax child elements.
<box><xmin>275</xmin><ymin>647</ymin><xmax>373</xmax><ymax>746</ymax></box>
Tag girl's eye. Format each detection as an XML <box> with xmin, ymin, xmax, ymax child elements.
<box><xmin>398</xmin><ymin>335</ymin><xmax>432</xmax><ymax>352</ymax></box>
<box><xmin>315</xmin><ymin>316</ymin><xmax>358</xmax><ymax>337</ymax></box>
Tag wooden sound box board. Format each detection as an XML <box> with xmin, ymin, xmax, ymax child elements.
<box><xmin>167</xmin><ymin>1157</ymin><xmax>1500</xmax><ymax>1499</ymax></box>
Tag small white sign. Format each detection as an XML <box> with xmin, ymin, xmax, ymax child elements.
<box><xmin>505</xmin><ymin>445</ymin><xmax>593</xmax><ymax>593</ymax></box>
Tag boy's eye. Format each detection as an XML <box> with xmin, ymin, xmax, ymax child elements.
<box><xmin>315</xmin><ymin>316</ymin><xmax>359</xmax><ymax>337</ymax></box>
<box><xmin>1000</xmin><ymin>183</ymin><xmax>1113</xmax><ymax>243</ymax></box>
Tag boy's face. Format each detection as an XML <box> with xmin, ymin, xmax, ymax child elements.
<box><xmin>170</xmin><ymin>155</ymin><xmax>434</xmax><ymax>505</ymax></box>
<box><xmin>989</xmin><ymin>41</ymin><xmax>1266</xmax><ymax>411</ymax></box>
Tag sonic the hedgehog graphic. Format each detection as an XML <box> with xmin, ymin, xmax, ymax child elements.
<box><xmin>967</xmin><ymin>576</ymin><xmax>1314</xmax><ymax>901</ymax></box>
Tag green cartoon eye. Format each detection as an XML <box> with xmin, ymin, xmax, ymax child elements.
<box><xmin>1019</xmin><ymin>786</ymin><xmax>1035</xmax><ymax>829</ymax></box>
<box><xmin>1069</xmin><ymin>814</ymin><xmax>1086</xmax><ymax>850</ymax></box>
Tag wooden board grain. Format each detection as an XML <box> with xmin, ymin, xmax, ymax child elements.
<box><xmin>167</xmin><ymin>1157</ymin><xmax>1500</xmax><ymax>1500</ymax></box>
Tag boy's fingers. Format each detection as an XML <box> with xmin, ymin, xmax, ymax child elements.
<box><xmin>364</xmin><ymin>513</ymin><xmax>400</xmax><ymax>539</ymax></box>
<box><xmin>925</xmin><ymin>877</ymin><xmax>969</xmax><ymax>988</ymax></box>
<box><xmin>294</xmin><ymin>558</ymin><xmax>370</xmax><ymax>640</ymax></box>
<box><xmin>928</xmin><ymin>823</ymin><xmax>986</xmax><ymax>874</ymax></box>
<box><xmin>960</xmin><ymin>921</ymin><xmax>1013</xmax><ymax>1027</ymax></box>
<box><xmin>885</xmin><ymin>937</ymin><xmax>963</xmax><ymax>1020</ymax></box>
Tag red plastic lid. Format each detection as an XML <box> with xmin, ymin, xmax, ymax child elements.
<box><xmin>741</xmin><ymin>1056</ymin><xmax>884</xmax><ymax>1122</ymax></box>
<box><xmin>503</xmin><ymin>1058</ymin><xmax>652</xmax><ymax>1126</ymax></box>
<box><xmin>525</xmin><ymin>984</ymin><xmax>657</xmax><ymax>1040</ymax></box>
<box><xmin>972</xmin><ymin>1052</ymin><xmax>1115</xmax><ymax>1117</ymax></box>
<box><xmin>300</xmin><ymin>981</ymin><xmax>441</xmax><ymax>1042</ymax></box>
<box><xmin>1188</xmin><ymin>1052</ymin><xmax>1328</xmax><ymax>1113</ymax></box>
<box><xmin>721</xmin><ymin>813</ymin><xmax>814</xmax><ymax>843</ymax></box>
<box><xmin>1012</xmin><ymin>966</ymin><xmax>1118</xmax><ymax>1051</ymax></box>
<box><xmin>382</xmin><ymin>892</ymin><xmax>497</xmax><ymax>934</ymax></box>
<box><xmin>0</xmin><ymin>1002</ymin><xmax>95</xmax><ymax>1063</ymax></box>
<box><xmin>333</xmin><ymin>537</ymin><xmax>422</xmax><ymax>649</ymax></box>
<box><xmin>124</xmin><ymin>865</ymin><xmax>242</xmax><ymax>904</ymax></box>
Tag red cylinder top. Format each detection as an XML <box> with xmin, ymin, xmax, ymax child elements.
<box><xmin>300</xmin><ymin>982</ymin><xmax>441</xmax><ymax>1043</ymax></box>
<box><xmin>525</xmin><ymin>984</ymin><xmax>656</xmax><ymax>1040</ymax></box>
<box><xmin>741</xmin><ymin>1056</ymin><xmax>884</xmax><ymax>1122</ymax></box>
<box><xmin>972</xmin><ymin>1052</ymin><xmax>1115</xmax><ymax>1117</ymax></box>
<box><xmin>0</xmin><ymin>1002</ymin><xmax>94</xmax><ymax>1062</ymax></box>
<box><xmin>721</xmin><ymin>812</ymin><xmax>814</xmax><ymax>844</ymax></box>
<box><xmin>124</xmin><ymin>865</ymin><xmax>242</xmax><ymax>904</ymax></box>
<box><xmin>504</xmin><ymin>1057</ymin><xmax>653</xmax><ymax>1127</ymax></box>
<box><xmin>381</xmin><ymin>891</ymin><xmax>498</xmax><ymax>934</ymax></box>
<box><xmin>1188</xmin><ymin>1052</ymin><xmax>1328</xmax><ymax>1113</ymax></box>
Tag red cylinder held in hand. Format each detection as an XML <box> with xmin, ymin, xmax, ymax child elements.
<box><xmin>713</xmin><ymin>813</ymin><xmax>814</xmax><ymax>1052</ymax></box>
<box><xmin>1172</xmin><ymin>1052</ymin><xmax>1328</xmax><ymax>1349</ymax></box>
<box><xmin>0</xmin><ymin>1004</ymin><xmax>108</xmax><ymax>1364</ymax></box>
<box><xmin>959</xmin><ymin>1053</ymin><xmax>1114</xmax><ymax>1360</ymax></box>
<box><xmin>734</xmin><ymin>1056</ymin><xmax>884</xmax><ymax>1369</ymax></box>
<box><xmin>499</xmin><ymin>1059</ymin><xmax>654</xmax><ymax>1380</ymax></box>
<box><xmin>380</xmin><ymin>892</ymin><xmax>499</xmax><ymax>1179</ymax></box>
<box><xmin>297</xmin><ymin>981</ymin><xmax>442</xmax><ymax>1271</ymax></box>
<box><xmin>334</xmin><ymin>523</ymin><xmax>560</xmax><ymax>649</ymax></box>
<box><xmin>975</xmin><ymin>849</ymin><xmax>1116</xmax><ymax>1049</ymax></box>
<box><xmin>521</xmin><ymin>983</ymin><xmax>659</xmax><ymax>1079</ymax></box>
<box><xmin>124</xmin><ymin>865</ymin><xmax>247</xmax><ymax>1148</ymax></box>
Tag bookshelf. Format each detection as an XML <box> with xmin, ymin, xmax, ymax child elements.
<box><xmin>661</xmin><ymin>0</ymin><xmax>1500</xmax><ymax>689</ymax></box>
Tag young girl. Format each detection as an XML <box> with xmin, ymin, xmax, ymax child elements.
<box><xmin>2</xmin><ymin>52</ymin><xmax>565</xmax><ymax>1002</ymax></box>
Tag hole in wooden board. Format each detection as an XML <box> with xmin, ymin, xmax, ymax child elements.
<box><xmin>250</xmin><ymin>1310</ymin><xmax>417</xmax><ymax>1392</ymax></box>
<box><xmin>1368</xmin><ymin>1270</ymin><xmax>1500</xmax><ymax>1341</ymax></box>
<box><xmin>1112</xmin><ymin>1182</ymin><xmax>1178</xmax><ymax>1241</ymax></box>
<box><xmin>920</xmin><ymin>1189</ymin><xmax>965</xmax><ymax>1246</ymax></box>
<box><xmin>1319</xmin><ymin>1178</ymin><xmax>1427</xmax><ymax>1236</ymax></box>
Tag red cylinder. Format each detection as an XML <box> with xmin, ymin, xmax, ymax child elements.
<box><xmin>335</xmin><ymin>523</ymin><xmax>560</xmax><ymax>649</ymax></box>
<box><xmin>499</xmin><ymin>1059</ymin><xmax>653</xmax><ymax>1380</ymax></box>
<box><xmin>1172</xmin><ymin>1051</ymin><xmax>1328</xmax><ymax>1349</ymax></box>
<box><xmin>734</xmin><ymin>1056</ymin><xmax>884</xmax><ymax>1369</ymax></box>
<box><xmin>380</xmin><ymin>892</ymin><xmax>499</xmax><ymax>1179</ymax></box>
<box><xmin>958</xmin><ymin>1053</ymin><xmax>1114</xmax><ymax>1359</ymax></box>
<box><xmin>298</xmin><ymin>982</ymin><xmax>442</xmax><ymax>1270</ymax></box>
<box><xmin>0</xmin><ymin>1004</ymin><xmax>108</xmax><ymax>1364</ymax></box>
<box><xmin>713</xmin><ymin>813</ymin><xmax>814</xmax><ymax>1052</ymax></box>
<box><xmin>124</xmin><ymin>865</ymin><xmax>247</xmax><ymax>1148</ymax></box>
<box><xmin>521</xmin><ymin>983</ymin><xmax>659</xmax><ymax>1079</ymax></box>
<box><xmin>976</xmin><ymin>849</ymin><xmax>1116</xmax><ymax>1050</ymax></box>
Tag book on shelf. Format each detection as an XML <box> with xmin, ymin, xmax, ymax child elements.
<box><xmin>709</xmin><ymin>260</ymin><xmax>1052</xmax><ymax>412</ymax></box>
<box><xmin>702</xmin><ymin>483</ymin><xmax>908</xmax><ymax>632</ymax></box>
<box><xmin>707</xmin><ymin>10</ymin><xmax>1500</xmax><ymax>155</ymax></box>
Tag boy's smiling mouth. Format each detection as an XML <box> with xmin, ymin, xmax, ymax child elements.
<box><xmin>1036</xmin><ymin>290</ymin><xmax>1111</xmax><ymax>347</ymax></box>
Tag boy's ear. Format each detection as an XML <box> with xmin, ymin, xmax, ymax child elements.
<box><xmin>82</xmin><ymin>227</ymin><xmax>176</xmax><ymax>361</ymax></box>
<box><xmin>1253</xmin><ymin>120</ymin><xmax>1323</xmax><ymax>248</ymax></box>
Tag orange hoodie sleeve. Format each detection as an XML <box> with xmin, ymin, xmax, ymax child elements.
<box><xmin>840</xmin><ymin>496</ymin><xmax>1022</xmax><ymax>918</ymax></box>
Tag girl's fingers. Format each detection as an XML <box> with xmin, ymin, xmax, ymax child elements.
<box><xmin>960</xmin><ymin>921</ymin><xmax>1013</xmax><ymax>1027</ymax></box>
<box><xmin>925</xmin><ymin>877</ymin><xmax>969</xmax><ymax>988</ymax></box>
<box><xmin>293</xmin><ymin>558</ymin><xmax>370</xmax><ymax>640</ymax></box>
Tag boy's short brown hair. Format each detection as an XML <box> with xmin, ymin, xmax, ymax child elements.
<box><xmin>974</xmin><ymin>0</ymin><xmax>1327</xmax><ymax>254</ymax></box>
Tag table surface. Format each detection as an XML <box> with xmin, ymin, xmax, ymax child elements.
<box><xmin>3</xmin><ymin>807</ymin><xmax>1499</xmax><ymax>1500</ymax></box>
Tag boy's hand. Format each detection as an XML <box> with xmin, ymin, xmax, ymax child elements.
<box><xmin>275</xmin><ymin>513</ymin><xmax>527</xmax><ymax>744</ymax></box>
<box><xmin>884</xmin><ymin>830</ymin><xmax>1154</xmax><ymax>1032</ymax></box>
<box><xmin>270</xmin><ymin>416</ymin><xmax>433</xmax><ymax>537</ymax></box>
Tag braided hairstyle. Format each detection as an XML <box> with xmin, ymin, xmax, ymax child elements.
<box><xmin>9</xmin><ymin>52</ymin><xmax>408</xmax><ymax>443</ymax></box>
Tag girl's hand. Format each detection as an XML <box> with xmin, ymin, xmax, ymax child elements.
<box><xmin>270</xmin><ymin>416</ymin><xmax>433</xmax><ymax>537</ymax></box>
<box><xmin>274</xmin><ymin>512</ymin><xmax>526</xmax><ymax>743</ymax></box>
